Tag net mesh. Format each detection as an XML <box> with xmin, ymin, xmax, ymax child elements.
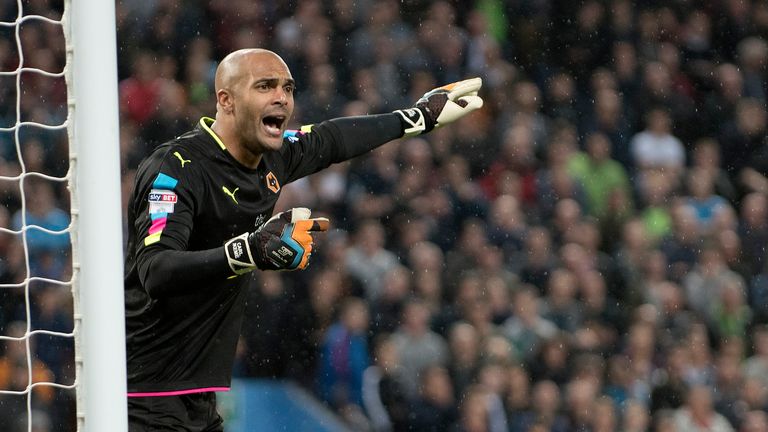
<box><xmin>0</xmin><ymin>1</ymin><xmax>78</xmax><ymax>431</ymax></box>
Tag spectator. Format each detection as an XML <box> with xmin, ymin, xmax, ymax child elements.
<box><xmin>501</xmin><ymin>285</ymin><xmax>558</xmax><ymax>364</ymax></box>
<box><xmin>569</xmin><ymin>131</ymin><xmax>633</xmax><ymax>221</ymax></box>
<box><xmin>503</xmin><ymin>364</ymin><xmax>531</xmax><ymax>425</ymax></box>
<box><xmin>11</xmin><ymin>179</ymin><xmax>70</xmax><ymax>279</ymax></box>
<box><xmin>736</xmin><ymin>37</ymin><xmax>768</xmax><ymax>103</ymax></box>
<box><xmin>660</xmin><ymin>201</ymin><xmax>702</xmax><ymax>282</ymax></box>
<box><xmin>738</xmin><ymin>192</ymin><xmax>768</xmax><ymax>276</ymax></box>
<box><xmin>682</xmin><ymin>168</ymin><xmax>731</xmax><ymax>235</ymax></box>
<box><xmin>683</xmin><ymin>241</ymin><xmax>746</xmax><ymax>324</ymax></box>
<box><xmin>613</xmin><ymin>218</ymin><xmax>652</xmax><ymax>306</ymax></box>
<box><xmin>630</xmin><ymin>106</ymin><xmax>686</xmax><ymax>182</ymax></box>
<box><xmin>390</xmin><ymin>299</ymin><xmax>449</xmax><ymax>399</ymax></box>
<box><xmin>369</xmin><ymin>264</ymin><xmax>411</xmax><ymax>335</ymax></box>
<box><xmin>446</xmin><ymin>322</ymin><xmax>481</xmax><ymax>399</ymax></box>
<box><xmin>711</xmin><ymin>274</ymin><xmax>752</xmax><ymax>340</ymax></box>
<box><xmin>528</xmin><ymin>334</ymin><xmax>571</xmax><ymax>387</ymax></box>
<box><xmin>509</xmin><ymin>379</ymin><xmax>568</xmax><ymax>432</ymax></box>
<box><xmin>703</xmin><ymin>64</ymin><xmax>745</xmax><ymax>137</ymax></box>
<box><xmin>741</xmin><ymin>410</ymin><xmax>768</xmax><ymax>432</ymax></box>
<box><xmin>346</xmin><ymin>141</ymin><xmax>399</xmax><ymax>221</ymax></box>
<box><xmin>478</xmin><ymin>123</ymin><xmax>539</xmax><ymax>204</ymax></box>
<box><xmin>517</xmin><ymin>226</ymin><xmax>558</xmax><ymax>292</ymax></box>
<box><xmin>738</xmin><ymin>378</ymin><xmax>768</xmax><ymax>424</ymax></box>
<box><xmin>673</xmin><ymin>384</ymin><xmax>735</xmax><ymax>432</ymax></box>
<box><xmin>713</xmin><ymin>351</ymin><xmax>744</xmax><ymax>426</ymax></box>
<box><xmin>540</xmin><ymin>268</ymin><xmax>582</xmax><ymax>333</ymax></box>
<box><xmin>485</xmin><ymin>194</ymin><xmax>526</xmax><ymax>264</ymax></box>
<box><xmin>362</xmin><ymin>335</ymin><xmax>409</xmax><ymax>432</ymax></box>
<box><xmin>684</xmin><ymin>322</ymin><xmax>716</xmax><ymax>387</ymax></box>
<box><xmin>742</xmin><ymin>325</ymin><xmax>768</xmax><ymax>390</ymax></box>
<box><xmin>0</xmin><ymin>321</ymin><xmax>56</xmax><ymax>431</ymax></box>
<box><xmin>721</xmin><ymin>99</ymin><xmax>767</xmax><ymax>179</ymax></box>
<box><xmin>455</xmin><ymin>383</ymin><xmax>508</xmax><ymax>432</ymax></box>
<box><xmin>344</xmin><ymin>219</ymin><xmax>400</xmax><ymax>301</ymax></box>
<box><xmin>623</xmin><ymin>399</ymin><xmax>651</xmax><ymax>432</ymax></box>
<box><xmin>118</xmin><ymin>50</ymin><xmax>163</xmax><ymax>127</ymax></box>
<box><xmin>590</xmin><ymin>396</ymin><xmax>618</xmax><ymax>432</ymax></box>
<box><xmin>294</xmin><ymin>63</ymin><xmax>349</xmax><ymax>124</ymax></box>
<box><xmin>563</xmin><ymin>377</ymin><xmax>600</xmax><ymax>431</ymax></box>
<box><xmin>689</xmin><ymin>137</ymin><xmax>738</xmax><ymax>204</ymax></box>
<box><xmin>317</xmin><ymin>297</ymin><xmax>371</xmax><ymax>410</ymax></box>
<box><xmin>443</xmin><ymin>218</ymin><xmax>490</xmax><ymax>299</ymax></box>
<box><xmin>408</xmin><ymin>365</ymin><xmax>458</xmax><ymax>432</ymax></box>
<box><xmin>635</xmin><ymin>61</ymin><xmax>697</xmax><ymax>143</ymax></box>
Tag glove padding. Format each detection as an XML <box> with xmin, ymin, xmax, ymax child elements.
<box><xmin>225</xmin><ymin>208</ymin><xmax>330</xmax><ymax>274</ymax></box>
<box><xmin>394</xmin><ymin>77</ymin><xmax>484</xmax><ymax>137</ymax></box>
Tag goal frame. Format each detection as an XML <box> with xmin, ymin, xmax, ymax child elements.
<box><xmin>66</xmin><ymin>0</ymin><xmax>127</xmax><ymax>430</ymax></box>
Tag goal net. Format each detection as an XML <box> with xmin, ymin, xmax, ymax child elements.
<box><xmin>0</xmin><ymin>1</ymin><xmax>126</xmax><ymax>431</ymax></box>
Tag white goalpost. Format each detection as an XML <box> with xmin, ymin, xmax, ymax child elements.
<box><xmin>0</xmin><ymin>1</ymin><xmax>126</xmax><ymax>431</ymax></box>
<box><xmin>67</xmin><ymin>0</ymin><xmax>127</xmax><ymax>431</ymax></box>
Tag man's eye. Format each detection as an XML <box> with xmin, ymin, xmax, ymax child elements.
<box><xmin>256</xmin><ymin>83</ymin><xmax>270</xmax><ymax>90</ymax></box>
<box><xmin>284</xmin><ymin>85</ymin><xmax>295</xmax><ymax>94</ymax></box>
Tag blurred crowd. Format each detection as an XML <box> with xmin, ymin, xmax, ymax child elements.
<box><xmin>2</xmin><ymin>0</ymin><xmax>768</xmax><ymax>431</ymax></box>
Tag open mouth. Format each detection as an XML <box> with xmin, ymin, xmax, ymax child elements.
<box><xmin>262</xmin><ymin>115</ymin><xmax>286</xmax><ymax>137</ymax></box>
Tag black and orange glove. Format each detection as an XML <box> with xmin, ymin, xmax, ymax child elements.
<box><xmin>393</xmin><ymin>77</ymin><xmax>484</xmax><ymax>137</ymax></box>
<box><xmin>225</xmin><ymin>208</ymin><xmax>330</xmax><ymax>274</ymax></box>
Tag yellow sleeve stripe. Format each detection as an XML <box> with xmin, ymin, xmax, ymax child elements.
<box><xmin>300</xmin><ymin>124</ymin><xmax>313</xmax><ymax>133</ymax></box>
<box><xmin>144</xmin><ymin>232</ymin><xmax>162</xmax><ymax>246</ymax></box>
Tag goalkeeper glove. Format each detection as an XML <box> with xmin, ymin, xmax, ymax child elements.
<box><xmin>224</xmin><ymin>208</ymin><xmax>330</xmax><ymax>274</ymax></box>
<box><xmin>394</xmin><ymin>77</ymin><xmax>484</xmax><ymax>137</ymax></box>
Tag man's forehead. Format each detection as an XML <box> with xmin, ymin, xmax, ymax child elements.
<box><xmin>242</xmin><ymin>53</ymin><xmax>292</xmax><ymax>80</ymax></box>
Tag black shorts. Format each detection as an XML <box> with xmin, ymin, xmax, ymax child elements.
<box><xmin>127</xmin><ymin>392</ymin><xmax>224</xmax><ymax>432</ymax></box>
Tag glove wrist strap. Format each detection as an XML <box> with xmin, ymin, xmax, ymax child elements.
<box><xmin>225</xmin><ymin>232</ymin><xmax>256</xmax><ymax>275</ymax></box>
<box><xmin>393</xmin><ymin>107</ymin><xmax>433</xmax><ymax>137</ymax></box>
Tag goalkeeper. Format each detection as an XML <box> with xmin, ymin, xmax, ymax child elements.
<box><xmin>124</xmin><ymin>48</ymin><xmax>482</xmax><ymax>431</ymax></box>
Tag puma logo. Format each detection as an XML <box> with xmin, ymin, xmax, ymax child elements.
<box><xmin>173</xmin><ymin>151</ymin><xmax>191</xmax><ymax>167</ymax></box>
<box><xmin>222</xmin><ymin>186</ymin><xmax>239</xmax><ymax>204</ymax></box>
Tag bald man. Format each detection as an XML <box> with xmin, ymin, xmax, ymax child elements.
<box><xmin>123</xmin><ymin>48</ymin><xmax>482</xmax><ymax>431</ymax></box>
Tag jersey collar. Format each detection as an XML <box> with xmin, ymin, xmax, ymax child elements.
<box><xmin>199</xmin><ymin>117</ymin><xmax>227</xmax><ymax>151</ymax></box>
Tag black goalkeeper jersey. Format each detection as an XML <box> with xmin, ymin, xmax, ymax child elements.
<box><xmin>124</xmin><ymin>115</ymin><xmax>401</xmax><ymax>395</ymax></box>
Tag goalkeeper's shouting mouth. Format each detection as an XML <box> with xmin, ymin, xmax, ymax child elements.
<box><xmin>123</xmin><ymin>47</ymin><xmax>483</xmax><ymax>431</ymax></box>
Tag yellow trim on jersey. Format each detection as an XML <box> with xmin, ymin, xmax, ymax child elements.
<box><xmin>300</xmin><ymin>124</ymin><xmax>313</xmax><ymax>133</ymax></box>
<box><xmin>144</xmin><ymin>232</ymin><xmax>162</xmax><ymax>246</ymax></box>
<box><xmin>199</xmin><ymin>117</ymin><xmax>227</xmax><ymax>150</ymax></box>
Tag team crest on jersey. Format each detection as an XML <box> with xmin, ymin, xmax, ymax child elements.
<box><xmin>266</xmin><ymin>172</ymin><xmax>280</xmax><ymax>193</ymax></box>
<box><xmin>148</xmin><ymin>189</ymin><xmax>177</xmax><ymax>213</ymax></box>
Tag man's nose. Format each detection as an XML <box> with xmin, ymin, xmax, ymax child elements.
<box><xmin>274</xmin><ymin>88</ymin><xmax>288</xmax><ymax>105</ymax></box>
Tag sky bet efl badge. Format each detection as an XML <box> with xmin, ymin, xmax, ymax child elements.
<box><xmin>148</xmin><ymin>189</ymin><xmax>177</xmax><ymax>214</ymax></box>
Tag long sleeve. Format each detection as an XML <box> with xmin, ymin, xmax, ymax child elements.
<box><xmin>281</xmin><ymin>113</ymin><xmax>405</xmax><ymax>184</ymax></box>
<box><xmin>138</xmin><ymin>247</ymin><xmax>231</xmax><ymax>298</ymax></box>
<box><xmin>325</xmin><ymin>113</ymin><xmax>405</xmax><ymax>161</ymax></box>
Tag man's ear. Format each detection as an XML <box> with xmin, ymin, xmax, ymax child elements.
<box><xmin>217</xmin><ymin>89</ymin><xmax>234</xmax><ymax>114</ymax></box>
